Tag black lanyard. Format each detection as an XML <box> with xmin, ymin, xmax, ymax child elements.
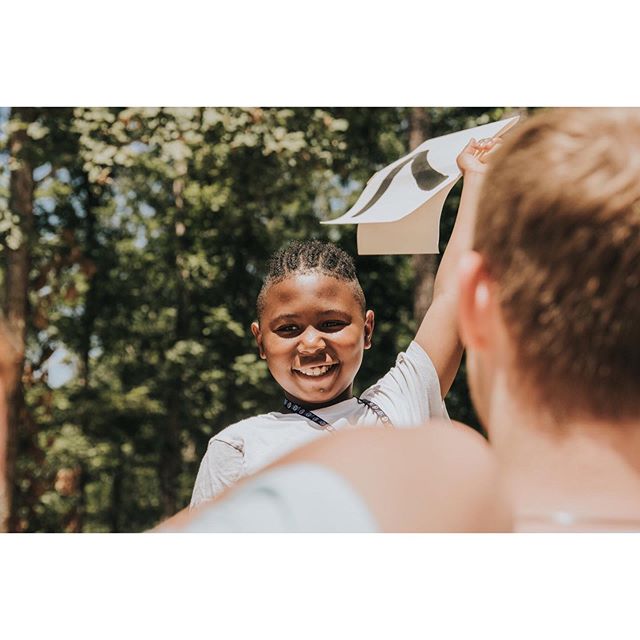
<box><xmin>282</xmin><ymin>397</ymin><xmax>393</xmax><ymax>432</ymax></box>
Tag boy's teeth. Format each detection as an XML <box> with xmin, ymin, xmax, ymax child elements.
<box><xmin>296</xmin><ymin>364</ymin><xmax>333</xmax><ymax>377</ymax></box>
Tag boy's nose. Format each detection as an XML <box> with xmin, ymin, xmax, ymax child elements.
<box><xmin>297</xmin><ymin>327</ymin><xmax>326</xmax><ymax>354</ymax></box>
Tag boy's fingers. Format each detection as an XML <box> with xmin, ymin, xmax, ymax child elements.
<box><xmin>461</xmin><ymin>138</ymin><xmax>476</xmax><ymax>152</ymax></box>
<box><xmin>478</xmin><ymin>136</ymin><xmax>501</xmax><ymax>149</ymax></box>
<box><xmin>483</xmin><ymin>139</ymin><xmax>504</xmax><ymax>155</ymax></box>
<box><xmin>462</xmin><ymin>136</ymin><xmax>502</xmax><ymax>160</ymax></box>
<box><xmin>459</xmin><ymin>139</ymin><xmax>481</xmax><ymax>160</ymax></box>
<box><xmin>473</xmin><ymin>136</ymin><xmax>505</xmax><ymax>161</ymax></box>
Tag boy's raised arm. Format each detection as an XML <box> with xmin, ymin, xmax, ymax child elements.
<box><xmin>414</xmin><ymin>138</ymin><xmax>499</xmax><ymax>397</ymax></box>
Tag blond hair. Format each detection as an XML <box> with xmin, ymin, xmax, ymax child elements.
<box><xmin>475</xmin><ymin>108</ymin><xmax>640</xmax><ymax>421</ymax></box>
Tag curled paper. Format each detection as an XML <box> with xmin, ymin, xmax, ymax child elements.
<box><xmin>322</xmin><ymin>115</ymin><xmax>519</xmax><ymax>255</ymax></box>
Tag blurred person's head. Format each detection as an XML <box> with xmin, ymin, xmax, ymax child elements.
<box><xmin>458</xmin><ymin>108</ymin><xmax>640</xmax><ymax>437</ymax></box>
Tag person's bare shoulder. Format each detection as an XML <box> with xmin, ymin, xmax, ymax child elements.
<box><xmin>273</xmin><ymin>419</ymin><xmax>513</xmax><ymax>532</ymax></box>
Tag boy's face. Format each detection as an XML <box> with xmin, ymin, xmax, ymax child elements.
<box><xmin>251</xmin><ymin>273</ymin><xmax>374</xmax><ymax>408</ymax></box>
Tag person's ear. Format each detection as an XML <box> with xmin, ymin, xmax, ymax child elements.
<box><xmin>251</xmin><ymin>321</ymin><xmax>266</xmax><ymax>359</ymax></box>
<box><xmin>458</xmin><ymin>251</ymin><xmax>495</xmax><ymax>351</ymax></box>
<box><xmin>364</xmin><ymin>310</ymin><xmax>375</xmax><ymax>350</ymax></box>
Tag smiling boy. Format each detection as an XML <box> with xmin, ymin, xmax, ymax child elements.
<box><xmin>252</xmin><ymin>264</ymin><xmax>373</xmax><ymax>410</ymax></box>
<box><xmin>189</xmin><ymin>137</ymin><xmax>498</xmax><ymax>506</ymax></box>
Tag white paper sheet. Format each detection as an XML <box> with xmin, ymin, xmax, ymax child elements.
<box><xmin>322</xmin><ymin>115</ymin><xmax>520</xmax><ymax>255</ymax></box>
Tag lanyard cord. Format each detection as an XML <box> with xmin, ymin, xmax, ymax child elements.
<box><xmin>357</xmin><ymin>397</ymin><xmax>393</xmax><ymax>427</ymax></box>
<box><xmin>282</xmin><ymin>397</ymin><xmax>393</xmax><ymax>432</ymax></box>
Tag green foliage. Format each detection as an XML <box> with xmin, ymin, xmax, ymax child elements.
<box><xmin>1</xmin><ymin>106</ymin><xmax>510</xmax><ymax>531</ymax></box>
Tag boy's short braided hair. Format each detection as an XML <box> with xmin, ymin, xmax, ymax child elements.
<box><xmin>474</xmin><ymin>107</ymin><xmax>640</xmax><ymax>422</ymax></box>
<box><xmin>257</xmin><ymin>240</ymin><xmax>366</xmax><ymax>318</ymax></box>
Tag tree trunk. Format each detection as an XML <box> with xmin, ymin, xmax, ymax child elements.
<box><xmin>1</xmin><ymin>108</ymin><xmax>36</xmax><ymax>532</ymax></box>
<box><xmin>159</xmin><ymin>165</ymin><xmax>189</xmax><ymax>518</ymax></box>
<box><xmin>64</xmin><ymin>464</ymin><xmax>86</xmax><ymax>533</ymax></box>
<box><xmin>409</xmin><ymin>108</ymin><xmax>437</xmax><ymax>323</ymax></box>
<box><xmin>109</xmin><ymin>445</ymin><xmax>124</xmax><ymax>533</ymax></box>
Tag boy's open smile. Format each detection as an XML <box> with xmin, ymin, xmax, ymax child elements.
<box><xmin>251</xmin><ymin>272</ymin><xmax>374</xmax><ymax>409</ymax></box>
<box><xmin>292</xmin><ymin>361</ymin><xmax>339</xmax><ymax>378</ymax></box>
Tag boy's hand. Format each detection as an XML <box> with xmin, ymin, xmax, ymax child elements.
<box><xmin>456</xmin><ymin>137</ymin><xmax>502</xmax><ymax>177</ymax></box>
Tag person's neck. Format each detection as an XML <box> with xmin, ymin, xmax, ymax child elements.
<box><xmin>283</xmin><ymin>387</ymin><xmax>353</xmax><ymax>412</ymax></box>
<box><xmin>488</xmin><ymin>382</ymin><xmax>640</xmax><ymax>530</ymax></box>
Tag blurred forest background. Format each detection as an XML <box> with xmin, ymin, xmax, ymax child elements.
<box><xmin>0</xmin><ymin>106</ymin><xmax>521</xmax><ymax>532</ymax></box>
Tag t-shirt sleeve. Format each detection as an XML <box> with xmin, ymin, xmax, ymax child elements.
<box><xmin>190</xmin><ymin>437</ymin><xmax>244</xmax><ymax>508</ymax></box>
<box><xmin>360</xmin><ymin>340</ymin><xmax>449</xmax><ymax>428</ymax></box>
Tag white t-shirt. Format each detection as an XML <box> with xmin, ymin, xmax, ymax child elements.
<box><xmin>190</xmin><ymin>341</ymin><xmax>448</xmax><ymax>507</ymax></box>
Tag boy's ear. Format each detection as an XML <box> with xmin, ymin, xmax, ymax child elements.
<box><xmin>458</xmin><ymin>251</ymin><xmax>495</xmax><ymax>351</ymax></box>
<box><xmin>364</xmin><ymin>310</ymin><xmax>375</xmax><ymax>349</ymax></box>
<box><xmin>251</xmin><ymin>321</ymin><xmax>266</xmax><ymax>359</ymax></box>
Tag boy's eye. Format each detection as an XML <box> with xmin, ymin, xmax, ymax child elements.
<box><xmin>276</xmin><ymin>325</ymin><xmax>300</xmax><ymax>334</ymax></box>
<box><xmin>321</xmin><ymin>320</ymin><xmax>347</xmax><ymax>331</ymax></box>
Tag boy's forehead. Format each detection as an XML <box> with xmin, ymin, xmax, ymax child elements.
<box><xmin>270</xmin><ymin>273</ymin><xmax>345</xmax><ymax>299</ymax></box>
<box><xmin>262</xmin><ymin>273</ymin><xmax>358</xmax><ymax>311</ymax></box>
